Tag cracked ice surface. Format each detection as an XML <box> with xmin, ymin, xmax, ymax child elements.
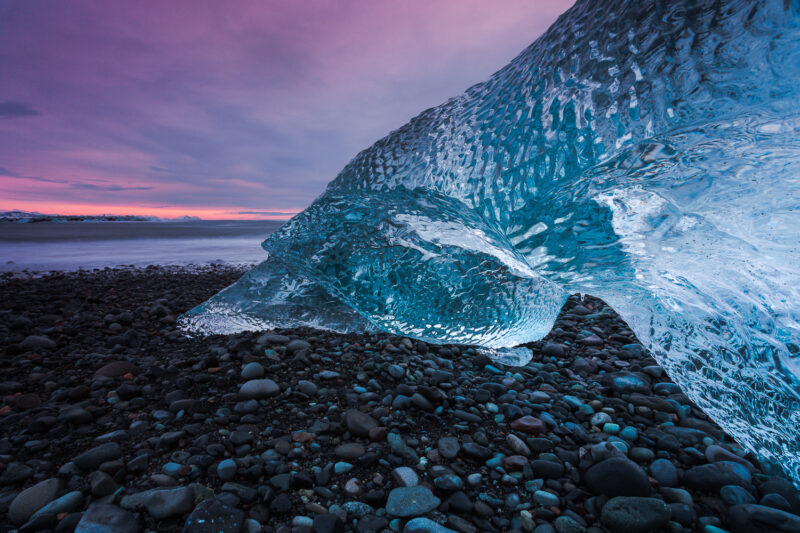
<box><xmin>182</xmin><ymin>0</ymin><xmax>800</xmax><ymax>483</ymax></box>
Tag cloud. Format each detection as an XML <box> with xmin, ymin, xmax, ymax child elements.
<box><xmin>0</xmin><ymin>1</ymin><xmax>570</xmax><ymax>213</ymax></box>
<box><xmin>236</xmin><ymin>210</ymin><xmax>297</xmax><ymax>216</ymax></box>
<box><xmin>0</xmin><ymin>165</ymin><xmax>151</xmax><ymax>191</ymax></box>
<box><xmin>0</xmin><ymin>166</ymin><xmax>67</xmax><ymax>183</ymax></box>
<box><xmin>69</xmin><ymin>183</ymin><xmax>153</xmax><ymax>191</ymax></box>
<box><xmin>0</xmin><ymin>101</ymin><xmax>40</xmax><ymax>119</ymax></box>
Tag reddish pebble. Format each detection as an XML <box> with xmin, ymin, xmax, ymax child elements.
<box><xmin>292</xmin><ymin>431</ymin><xmax>316</xmax><ymax>443</ymax></box>
<box><xmin>16</xmin><ymin>393</ymin><xmax>40</xmax><ymax>410</ymax></box>
<box><xmin>369</xmin><ymin>426</ymin><xmax>388</xmax><ymax>442</ymax></box>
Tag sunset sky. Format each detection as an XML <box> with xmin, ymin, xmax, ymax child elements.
<box><xmin>1</xmin><ymin>0</ymin><xmax>572</xmax><ymax>219</ymax></box>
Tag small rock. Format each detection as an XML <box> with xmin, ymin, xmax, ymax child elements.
<box><xmin>437</xmin><ymin>437</ymin><xmax>460</xmax><ymax>459</ymax></box>
<box><xmin>601</xmin><ymin>496</ymin><xmax>670</xmax><ymax>533</ymax></box>
<box><xmin>650</xmin><ymin>458</ymin><xmax>679</xmax><ymax>487</ymax></box>
<box><xmin>386</xmin><ymin>486</ymin><xmax>441</xmax><ymax>517</ymax></box>
<box><xmin>726</xmin><ymin>503</ymin><xmax>800</xmax><ymax>533</ymax></box>
<box><xmin>75</xmin><ymin>504</ymin><xmax>139</xmax><ymax>533</ymax></box>
<box><xmin>684</xmin><ymin>461</ymin><xmax>751</xmax><ymax>491</ymax></box>
<box><xmin>297</xmin><ymin>380</ymin><xmax>318</xmax><ymax>396</ymax></box>
<box><xmin>287</xmin><ymin>339</ymin><xmax>311</xmax><ymax>353</ymax></box>
<box><xmin>240</xmin><ymin>362</ymin><xmax>264</xmax><ymax>380</ymax></box>
<box><xmin>388</xmin><ymin>433</ymin><xmax>419</xmax><ymax>463</ymax></box>
<box><xmin>184</xmin><ymin>498</ymin><xmax>245</xmax><ymax>533</ymax></box>
<box><xmin>94</xmin><ymin>361</ymin><xmax>139</xmax><ymax>378</ymax></box>
<box><xmin>8</xmin><ymin>478</ymin><xmax>61</xmax><ymax>524</ymax></box>
<box><xmin>344</xmin><ymin>409</ymin><xmax>378</xmax><ymax>437</ymax></box>
<box><xmin>404</xmin><ymin>517</ymin><xmax>458</xmax><ymax>533</ymax></box>
<box><xmin>21</xmin><ymin>335</ymin><xmax>56</xmax><ymax>351</ymax></box>
<box><xmin>239</xmin><ymin>379</ymin><xmax>279</xmax><ymax>399</ymax></box>
<box><xmin>0</xmin><ymin>462</ymin><xmax>32</xmax><ymax>485</ymax></box>
<box><xmin>217</xmin><ymin>459</ymin><xmax>237</xmax><ymax>481</ymax></box>
<box><xmin>120</xmin><ymin>486</ymin><xmax>194</xmax><ymax>519</ymax></box>
<box><xmin>30</xmin><ymin>491</ymin><xmax>83</xmax><ymax>521</ymax></box>
<box><xmin>313</xmin><ymin>512</ymin><xmax>345</xmax><ymax>533</ymax></box>
<box><xmin>510</xmin><ymin>416</ymin><xmax>546</xmax><ymax>434</ymax></box>
<box><xmin>584</xmin><ymin>457</ymin><xmax>651</xmax><ymax>497</ymax></box>
<box><xmin>73</xmin><ymin>443</ymin><xmax>122</xmax><ymax>470</ymax></box>
<box><xmin>392</xmin><ymin>466</ymin><xmax>419</xmax><ymax>487</ymax></box>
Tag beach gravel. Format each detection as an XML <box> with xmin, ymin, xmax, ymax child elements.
<box><xmin>1</xmin><ymin>265</ymin><xmax>799</xmax><ymax>532</ymax></box>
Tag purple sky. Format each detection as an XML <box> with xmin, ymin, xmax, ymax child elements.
<box><xmin>0</xmin><ymin>0</ymin><xmax>573</xmax><ymax>219</ymax></box>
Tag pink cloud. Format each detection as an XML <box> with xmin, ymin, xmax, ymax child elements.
<box><xmin>0</xmin><ymin>0</ymin><xmax>574</xmax><ymax>217</ymax></box>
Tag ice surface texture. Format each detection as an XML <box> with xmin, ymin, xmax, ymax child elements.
<box><xmin>182</xmin><ymin>0</ymin><xmax>800</xmax><ymax>482</ymax></box>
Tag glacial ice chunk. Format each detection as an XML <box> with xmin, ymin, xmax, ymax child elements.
<box><xmin>182</xmin><ymin>0</ymin><xmax>800</xmax><ymax>483</ymax></box>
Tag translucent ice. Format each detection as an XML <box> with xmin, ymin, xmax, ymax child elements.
<box><xmin>182</xmin><ymin>0</ymin><xmax>800</xmax><ymax>482</ymax></box>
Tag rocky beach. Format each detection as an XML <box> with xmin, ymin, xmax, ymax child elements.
<box><xmin>1</xmin><ymin>266</ymin><xmax>799</xmax><ymax>533</ymax></box>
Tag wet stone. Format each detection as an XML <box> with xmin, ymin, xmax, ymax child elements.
<box><xmin>386</xmin><ymin>486</ymin><xmax>441</xmax><ymax>517</ymax></box>
<box><xmin>75</xmin><ymin>504</ymin><xmax>139</xmax><ymax>533</ymax></box>
<box><xmin>184</xmin><ymin>498</ymin><xmax>245</xmax><ymax>533</ymax></box>
<box><xmin>345</xmin><ymin>409</ymin><xmax>377</xmax><ymax>437</ymax></box>
<box><xmin>73</xmin><ymin>442</ymin><xmax>122</xmax><ymax>470</ymax></box>
<box><xmin>601</xmin><ymin>496</ymin><xmax>670</xmax><ymax>533</ymax></box>
<box><xmin>584</xmin><ymin>457</ymin><xmax>651</xmax><ymax>497</ymax></box>
<box><xmin>238</xmin><ymin>379</ymin><xmax>279</xmax><ymax>399</ymax></box>
<box><xmin>510</xmin><ymin>416</ymin><xmax>546</xmax><ymax>434</ymax></box>
<box><xmin>437</xmin><ymin>437</ymin><xmax>460</xmax><ymax>459</ymax></box>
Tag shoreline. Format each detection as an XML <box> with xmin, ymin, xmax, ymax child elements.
<box><xmin>1</xmin><ymin>266</ymin><xmax>799</xmax><ymax>533</ymax></box>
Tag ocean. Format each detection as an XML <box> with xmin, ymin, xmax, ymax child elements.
<box><xmin>0</xmin><ymin>220</ymin><xmax>284</xmax><ymax>272</ymax></box>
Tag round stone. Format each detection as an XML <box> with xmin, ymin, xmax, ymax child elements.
<box><xmin>650</xmin><ymin>458</ymin><xmax>679</xmax><ymax>487</ymax></box>
<box><xmin>721</xmin><ymin>485</ymin><xmax>756</xmax><ymax>505</ymax></box>
<box><xmin>240</xmin><ymin>362</ymin><xmax>264</xmax><ymax>380</ymax></box>
<box><xmin>239</xmin><ymin>379</ymin><xmax>279</xmax><ymax>399</ymax></box>
<box><xmin>533</xmin><ymin>490</ymin><xmax>559</xmax><ymax>507</ymax></box>
<box><xmin>601</xmin><ymin>496</ymin><xmax>670</xmax><ymax>533</ymax></box>
<box><xmin>584</xmin><ymin>457</ymin><xmax>651</xmax><ymax>497</ymax></box>
<box><xmin>437</xmin><ymin>437</ymin><xmax>460</xmax><ymax>459</ymax></box>
<box><xmin>217</xmin><ymin>459</ymin><xmax>237</xmax><ymax>481</ymax></box>
<box><xmin>386</xmin><ymin>486</ymin><xmax>441</xmax><ymax>517</ymax></box>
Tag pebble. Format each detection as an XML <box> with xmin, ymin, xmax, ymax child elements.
<box><xmin>650</xmin><ymin>458</ymin><xmax>679</xmax><ymax>487</ymax></box>
<box><xmin>8</xmin><ymin>478</ymin><xmax>61</xmax><ymax>524</ymax></box>
<box><xmin>437</xmin><ymin>436</ymin><xmax>460</xmax><ymax>459</ymax></box>
<box><xmin>240</xmin><ymin>362</ymin><xmax>264</xmax><ymax>380</ymax></box>
<box><xmin>506</xmin><ymin>433</ymin><xmax>531</xmax><ymax>456</ymax></box>
<box><xmin>119</xmin><ymin>485</ymin><xmax>194</xmax><ymax>519</ymax></box>
<box><xmin>29</xmin><ymin>490</ymin><xmax>83</xmax><ymax>521</ymax></box>
<box><xmin>685</xmin><ymin>461</ymin><xmax>751</xmax><ymax>491</ymax></box>
<box><xmin>313</xmin><ymin>513</ymin><xmax>345</xmax><ymax>533</ymax></box>
<box><xmin>584</xmin><ymin>457</ymin><xmax>651</xmax><ymax>497</ymax></box>
<box><xmin>75</xmin><ymin>504</ymin><xmax>139</xmax><ymax>533</ymax></box>
<box><xmin>238</xmin><ymin>378</ymin><xmax>279</xmax><ymax>399</ymax></box>
<box><xmin>286</xmin><ymin>339</ymin><xmax>311</xmax><ymax>353</ymax></box>
<box><xmin>510</xmin><ymin>415</ymin><xmax>546</xmax><ymax>434</ymax></box>
<box><xmin>297</xmin><ymin>379</ymin><xmax>318</xmax><ymax>396</ymax></box>
<box><xmin>73</xmin><ymin>442</ymin><xmax>122</xmax><ymax>470</ymax></box>
<box><xmin>726</xmin><ymin>503</ymin><xmax>800</xmax><ymax>532</ymax></box>
<box><xmin>533</xmin><ymin>490</ymin><xmax>559</xmax><ymax>507</ymax></box>
<box><xmin>386</xmin><ymin>486</ymin><xmax>441</xmax><ymax>517</ymax></box>
<box><xmin>404</xmin><ymin>517</ymin><xmax>458</xmax><ymax>533</ymax></box>
<box><xmin>345</xmin><ymin>409</ymin><xmax>378</xmax><ymax>436</ymax></box>
<box><xmin>601</xmin><ymin>496</ymin><xmax>671</xmax><ymax>533</ymax></box>
<box><xmin>184</xmin><ymin>498</ymin><xmax>245</xmax><ymax>533</ymax></box>
<box><xmin>21</xmin><ymin>334</ymin><xmax>56</xmax><ymax>350</ymax></box>
<box><xmin>217</xmin><ymin>459</ymin><xmax>237</xmax><ymax>481</ymax></box>
<box><xmin>392</xmin><ymin>466</ymin><xmax>419</xmax><ymax>487</ymax></box>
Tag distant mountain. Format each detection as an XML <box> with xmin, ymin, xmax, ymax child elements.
<box><xmin>0</xmin><ymin>210</ymin><xmax>159</xmax><ymax>223</ymax></box>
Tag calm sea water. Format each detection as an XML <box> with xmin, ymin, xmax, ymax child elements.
<box><xmin>0</xmin><ymin>220</ymin><xmax>284</xmax><ymax>272</ymax></box>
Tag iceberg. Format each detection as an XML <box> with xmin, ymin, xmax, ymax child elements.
<box><xmin>182</xmin><ymin>0</ymin><xmax>800</xmax><ymax>483</ymax></box>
